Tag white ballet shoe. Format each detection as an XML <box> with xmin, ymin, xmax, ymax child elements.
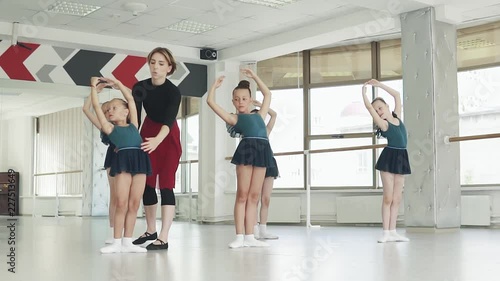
<box><xmin>122</xmin><ymin>237</ymin><xmax>147</xmax><ymax>253</ymax></box>
<box><xmin>390</xmin><ymin>230</ymin><xmax>410</xmax><ymax>242</ymax></box>
<box><xmin>244</xmin><ymin>235</ymin><xmax>269</xmax><ymax>247</ymax></box>
<box><xmin>121</xmin><ymin>244</ymin><xmax>147</xmax><ymax>253</ymax></box>
<box><xmin>100</xmin><ymin>239</ymin><xmax>122</xmax><ymax>254</ymax></box>
<box><xmin>377</xmin><ymin>231</ymin><xmax>393</xmax><ymax>243</ymax></box>
<box><xmin>229</xmin><ymin>235</ymin><xmax>245</xmax><ymax>249</ymax></box>
<box><xmin>257</xmin><ymin>224</ymin><xmax>278</xmax><ymax>239</ymax></box>
<box><xmin>253</xmin><ymin>225</ymin><xmax>260</xmax><ymax>239</ymax></box>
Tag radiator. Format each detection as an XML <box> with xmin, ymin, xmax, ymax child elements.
<box><xmin>336</xmin><ymin>196</ymin><xmax>384</xmax><ymax>223</ymax></box>
<box><xmin>32</xmin><ymin>197</ymin><xmax>58</xmax><ymax>216</ymax></box>
<box><xmin>266</xmin><ymin>196</ymin><xmax>301</xmax><ymax>223</ymax></box>
<box><xmin>336</xmin><ymin>195</ymin><xmax>491</xmax><ymax>226</ymax></box>
<box><xmin>461</xmin><ymin>195</ymin><xmax>490</xmax><ymax>226</ymax></box>
<box><xmin>28</xmin><ymin>197</ymin><xmax>83</xmax><ymax>217</ymax></box>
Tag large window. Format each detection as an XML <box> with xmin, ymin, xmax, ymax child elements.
<box><xmin>176</xmin><ymin>96</ymin><xmax>201</xmax><ymax>193</ymax></box>
<box><xmin>255</xmin><ymin>88</ymin><xmax>304</xmax><ymax>188</ymax></box>
<box><xmin>310</xmin><ymin>44</ymin><xmax>372</xmax><ymax>84</ymax></box>
<box><xmin>457</xmin><ymin>22</ymin><xmax>500</xmax><ymax>69</ymax></box>
<box><xmin>253</xmin><ymin>20</ymin><xmax>500</xmax><ymax>190</ymax></box>
<box><xmin>257</xmin><ymin>52</ymin><xmax>303</xmax><ymax>88</ymax></box>
<box><xmin>310</xmin><ymin>138</ymin><xmax>373</xmax><ymax>187</ymax></box>
<box><xmin>310</xmin><ymin>85</ymin><xmax>372</xmax><ymax>135</ymax></box>
<box><xmin>458</xmin><ymin>67</ymin><xmax>500</xmax><ymax>184</ymax></box>
<box><xmin>380</xmin><ymin>39</ymin><xmax>402</xmax><ymax>79</ymax></box>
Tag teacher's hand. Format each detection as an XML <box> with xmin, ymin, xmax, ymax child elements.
<box><xmin>141</xmin><ymin>137</ymin><xmax>162</xmax><ymax>153</ymax></box>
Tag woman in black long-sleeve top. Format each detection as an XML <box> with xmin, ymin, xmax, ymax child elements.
<box><xmin>130</xmin><ymin>47</ymin><xmax>182</xmax><ymax>250</ymax></box>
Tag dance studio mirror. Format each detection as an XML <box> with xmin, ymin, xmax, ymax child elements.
<box><xmin>0</xmin><ymin>77</ymin><xmax>152</xmax><ymax>217</ymax></box>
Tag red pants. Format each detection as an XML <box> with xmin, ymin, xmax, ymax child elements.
<box><xmin>140</xmin><ymin>116</ymin><xmax>181</xmax><ymax>190</ymax></box>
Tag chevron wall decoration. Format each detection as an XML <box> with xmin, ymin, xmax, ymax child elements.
<box><xmin>0</xmin><ymin>40</ymin><xmax>208</xmax><ymax>97</ymax></box>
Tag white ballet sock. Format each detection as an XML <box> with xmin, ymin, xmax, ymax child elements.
<box><xmin>105</xmin><ymin>227</ymin><xmax>114</xmax><ymax>244</ymax></box>
<box><xmin>259</xmin><ymin>224</ymin><xmax>278</xmax><ymax>239</ymax></box>
<box><xmin>244</xmin><ymin>234</ymin><xmax>269</xmax><ymax>247</ymax></box>
<box><xmin>228</xmin><ymin>234</ymin><xmax>245</xmax><ymax>249</ymax></box>
<box><xmin>121</xmin><ymin>237</ymin><xmax>147</xmax><ymax>253</ymax></box>
<box><xmin>100</xmin><ymin>238</ymin><xmax>122</xmax><ymax>254</ymax></box>
<box><xmin>253</xmin><ymin>225</ymin><xmax>260</xmax><ymax>239</ymax></box>
<box><xmin>377</xmin><ymin>230</ymin><xmax>392</xmax><ymax>243</ymax></box>
<box><xmin>390</xmin><ymin>230</ymin><xmax>410</xmax><ymax>242</ymax></box>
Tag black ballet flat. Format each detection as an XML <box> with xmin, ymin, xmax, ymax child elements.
<box><xmin>146</xmin><ymin>239</ymin><xmax>169</xmax><ymax>250</ymax></box>
<box><xmin>132</xmin><ymin>232</ymin><xmax>157</xmax><ymax>245</ymax></box>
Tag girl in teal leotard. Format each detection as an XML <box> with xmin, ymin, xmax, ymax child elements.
<box><xmin>90</xmin><ymin>76</ymin><xmax>152</xmax><ymax>254</ymax></box>
<box><xmin>207</xmin><ymin>69</ymin><xmax>274</xmax><ymax>248</ymax></box>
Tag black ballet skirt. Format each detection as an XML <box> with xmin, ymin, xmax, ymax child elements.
<box><xmin>231</xmin><ymin>137</ymin><xmax>276</xmax><ymax>169</ymax></box>
<box><xmin>109</xmin><ymin>147</ymin><xmax>152</xmax><ymax>177</ymax></box>
<box><xmin>265</xmin><ymin>157</ymin><xmax>280</xmax><ymax>179</ymax></box>
<box><xmin>103</xmin><ymin>144</ymin><xmax>116</xmax><ymax>169</ymax></box>
<box><xmin>101</xmin><ymin>131</ymin><xmax>116</xmax><ymax>169</ymax></box>
<box><xmin>375</xmin><ymin>147</ymin><xmax>411</xmax><ymax>175</ymax></box>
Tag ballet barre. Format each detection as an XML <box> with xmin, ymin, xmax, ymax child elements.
<box><xmin>225</xmin><ymin>143</ymin><xmax>387</xmax><ymax>228</ymax></box>
<box><xmin>444</xmin><ymin>133</ymin><xmax>500</xmax><ymax>144</ymax></box>
<box><xmin>32</xmin><ymin>169</ymin><xmax>83</xmax><ymax>218</ymax></box>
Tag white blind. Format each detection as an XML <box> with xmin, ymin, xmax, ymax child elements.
<box><xmin>35</xmin><ymin>107</ymin><xmax>84</xmax><ymax>196</ymax></box>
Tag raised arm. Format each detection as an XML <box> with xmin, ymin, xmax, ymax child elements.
<box><xmin>242</xmin><ymin>68</ymin><xmax>271</xmax><ymax>120</ymax></box>
<box><xmin>100</xmin><ymin>77</ymin><xmax>138</xmax><ymax>128</ymax></box>
<box><xmin>253</xmin><ymin>99</ymin><xmax>277</xmax><ymax>136</ymax></box>
<box><xmin>207</xmin><ymin>76</ymin><xmax>237</xmax><ymax>126</ymax></box>
<box><xmin>132</xmin><ymin>83</ymin><xmax>144</xmax><ymax>128</ymax></box>
<box><xmin>90</xmin><ymin>77</ymin><xmax>113</xmax><ymax>135</ymax></box>
<box><xmin>82</xmin><ymin>95</ymin><xmax>103</xmax><ymax>130</ymax></box>
<box><xmin>362</xmin><ymin>84</ymin><xmax>388</xmax><ymax>132</ymax></box>
<box><xmin>366</xmin><ymin>79</ymin><xmax>401</xmax><ymax>118</ymax></box>
<box><xmin>266</xmin><ymin>107</ymin><xmax>277</xmax><ymax>136</ymax></box>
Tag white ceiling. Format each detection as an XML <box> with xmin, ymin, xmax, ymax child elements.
<box><xmin>1</xmin><ymin>0</ymin><xmax>500</xmax><ymax>119</ymax></box>
<box><xmin>0</xmin><ymin>0</ymin><xmax>358</xmax><ymax>50</ymax></box>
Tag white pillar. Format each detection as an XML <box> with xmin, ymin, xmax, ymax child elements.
<box><xmin>401</xmin><ymin>7</ymin><xmax>460</xmax><ymax>229</ymax></box>
<box><xmin>198</xmin><ymin>60</ymin><xmax>241</xmax><ymax>222</ymax></box>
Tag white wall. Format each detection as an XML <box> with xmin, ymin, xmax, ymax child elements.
<box><xmin>0</xmin><ymin>117</ymin><xmax>34</xmax><ymax>197</ymax></box>
<box><xmin>0</xmin><ymin>119</ymin><xmax>7</xmax><ymax>171</ymax></box>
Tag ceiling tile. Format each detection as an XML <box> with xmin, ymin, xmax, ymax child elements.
<box><xmin>126</xmin><ymin>13</ymin><xmax>182</xmax><ymax>28</ymax></box>
<box><xmin>202</xmin><ymin>25</ymin><xmax>256</xmax><ymax>41</ymax></box>
<box><xmin>188</xmin><ymin>11</ymin><xmax>246</xmax><ymax>27</ymax></box>
<box><xmin>0</xmin><ymin>8</ymin><xmax>38</xmax><ymax>23</ymax></box>
<box><xmin>145</xmin><ymin>28</ymin><xmax>196</xmax><ymax>42</ymax></box>
<box><xmin>104</xmin><ymin>0</ymin><xmax>167</xmax><ymax>13</ymax></box>
<box><xmin>102</xmin><ymin>23</ymin><xmax>160</xmax><ymax>37</ymax></box>
<box><xmin>168</xmin><ymin>0</ymin><xmax>218</xmax><ymax>12</ymax></box>
<box><xmin>29</xmin><ymin>12</ymin><xmax>82</xmax><ymax>26</ymax></box>
<box><xmin>66</xmin><ymin>17</ymin><xmax>120</xmax><ymax>32</ymax></box>
<box><xmin>145</xmin><ymin>4</ymin><xmax>204</xmax><ymax>19</ymax></box>
<box><xmin>178</xmin><ymin>34</ymin><xmax>222</xmax><ymax>48</ymax></box>
<box><xmin>85</xmin><ymin>6</ymin><xmax>138</xmax><ymax>23</ymax></box>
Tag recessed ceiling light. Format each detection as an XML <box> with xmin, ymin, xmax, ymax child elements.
<box><xmin>235</xmin><ymin>0</ymin><xmax>299</xmax><ymax>8</ymax></box>
<box><xmin>46</xmin><ymin>1</ymin><xmax>101</xmax><ymax>16</ymax></box>
<box><xmin>166</xmin><ymin>20</ymin><xmax>217</xmax><ymax>34</ymax></box>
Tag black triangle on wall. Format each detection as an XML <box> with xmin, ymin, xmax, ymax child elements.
<box><xmin>178</xmin><ymin>63</ymin><xmax>207</xmax><ymax>97</ymax></box>
<box><xmin>63</xmin><ymin>50</ymin><xmax>115</xmax><ymax>86</ymax></box>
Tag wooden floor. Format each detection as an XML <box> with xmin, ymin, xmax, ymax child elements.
<box><xmin>1</xmin><ymin>216</ymin><xmax>499</xmax><ymax>281</ymax></box>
